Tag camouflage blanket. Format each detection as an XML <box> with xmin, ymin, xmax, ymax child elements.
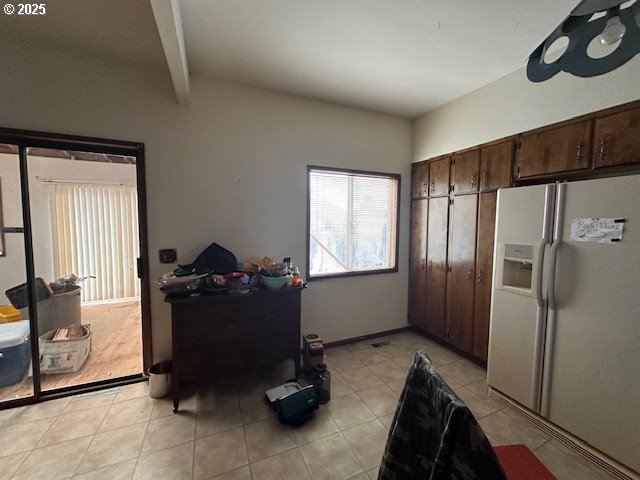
<box><xmin>378</xmin><ymin>351</ymin><xmax>507</xmax><ymax>480</ymax></box>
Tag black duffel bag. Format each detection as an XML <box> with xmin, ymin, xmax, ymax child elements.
<box><xmin>176</xmin><ymin>242</ymin><xmax>238</xmax><ymax>276</ymax></box>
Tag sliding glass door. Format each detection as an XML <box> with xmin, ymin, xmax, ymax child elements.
<box><xmin>0</xmin><ymin>130</ymin><xmax>149</xmax><ymax>407</ymax></box>
<box><xmin>0</xmin><ymin>145</ymin><xmax>35</xmax><ymax>405</ymax></box>
<box><xmin>28</xmin><ymin>147</ymin><xmax>143</xmax><ymax>393</ymax></box>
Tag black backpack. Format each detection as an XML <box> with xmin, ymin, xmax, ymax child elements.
<box><xmin>177</xmin><ymin>243</ymin><xmax>238</xmax><ymax>275</ymax></box>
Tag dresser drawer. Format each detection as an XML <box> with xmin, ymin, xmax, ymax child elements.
<box><xmin>177</xmin><ymin>335</ymin><xmax>295</xmax><ymax>381</ymax></box>
<box><xmin>173</xmin><ymin>308</ymin><xmax>297</xmax><ymax>349</ymax></box>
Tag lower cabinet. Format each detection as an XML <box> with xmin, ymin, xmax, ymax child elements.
<box><xmin>425</xmin><ymin>197</ymin><xmax>449</xmax><ymax>340</ymax></box>
<box><xmin>445</xmin><ymin>194</ymin><xmax>478</xmax><ymax>353</ymax></box>
<box><xmin>472</xmin><ymin>192</ymin><xmax>497</xmax><ymax>361</ymax></box>
<box><xmin>408</xmin><ymin>199</ymin><xmax>428</xmax><ymax>328</ymax></box>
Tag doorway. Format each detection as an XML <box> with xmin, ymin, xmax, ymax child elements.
<box><xmin>0</xmin><ymin>128</ymin><xmax>150</xmax><ymax>407</ymax></box>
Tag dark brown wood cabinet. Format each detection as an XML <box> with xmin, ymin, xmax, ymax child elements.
<box><xmin>472</xmin><ymin>192</ymin><xmax>497</xmax><ymax>361</ymax></box>
<box><xmin>410</xmin><ymin>152</ymin><xmax>502</xmax><ymax>362</ymax></box>
<box><xmin>408</xmin><ymin>199</ymin><xmax>428</xmax><ymax>328</ymax></box>
<box><xmin>480</xmin><ymin>141</ymin><xmax>513</xmax><ymax>191</ymax></box>
<box><xmin>411</xmin><ymin>163</ymin><xmax>430</xmax><ymax>198</ymax></box>
<box><xmin>425</xmin><ymin>197</ymin><xmax>449</xmax><ymax>340</ymax></box>
<box><xmin>429</xmin><ymin>156</ymin><xmax>451</xmax><ymax>197</ymax></box>
<box><xmin>445</xmin><ymin>195</ymin><xmax>478</xmax><ymax>353</ymax></box>
<box><xmin>166</xmin><ymin>287</ymin><xmax>302</xmax><ymax>412</ymax></box>
<box><xmin>452</xmin><ymin>149</ymin><xmax>480</xmax><ymax>194</ymax></box>
<box><xmin>410</xmin><ymin>99</ymin><xmax>640</xmax><ymax>364</ymax></box>
<box><xmin>593</xmin><ymin>106</ymin><xmax>640</xmax><ymax>168</ymax></box>
<box><xmin>515</xmin><ymin>120</ymin><xmax>592</xmax><ymax>179</ymax></box>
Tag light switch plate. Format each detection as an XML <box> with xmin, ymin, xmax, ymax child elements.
<box><xmin>159</xmin><ymin>248</ymin><xmax>177</xmax><ymax>264</ymax></box>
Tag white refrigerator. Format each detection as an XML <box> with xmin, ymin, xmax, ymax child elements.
<box><xmin>487</xmin><ymin>174</ymin><xmax>640</xmax><ymax>474</ymax></box>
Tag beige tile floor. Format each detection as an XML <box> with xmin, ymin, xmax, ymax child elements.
<box><xmin>0</xmin><ymin>331</ymin><xmax>618</xmax><ymax>480</ymax></box>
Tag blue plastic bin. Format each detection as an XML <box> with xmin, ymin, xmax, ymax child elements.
<box><xmin>0</xmin><ymin>320</ymin><xmax>31</xmax><ymax>387</ymax></box>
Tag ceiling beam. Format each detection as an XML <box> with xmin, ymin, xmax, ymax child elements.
<box><xmin>150</xmin><ymin>0</ymin><xmax>191</xmax><ymax>106</ymax></box>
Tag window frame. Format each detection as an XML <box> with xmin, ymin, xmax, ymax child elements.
<box><xmin>306</xmin><ymin>165</ymin><xmax>401</xmax><ymax>281</ymax></box>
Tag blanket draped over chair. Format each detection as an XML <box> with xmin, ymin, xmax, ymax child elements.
<box><xmin>378</xmin><ymin>351</ymin><xmax>507</xmax><ymax>480</ymax></box>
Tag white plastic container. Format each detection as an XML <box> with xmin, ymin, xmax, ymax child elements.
<box><xmin>39</xmin><ymin>324</ymin><xmax>91</xmax><ymax>374</ymax></box>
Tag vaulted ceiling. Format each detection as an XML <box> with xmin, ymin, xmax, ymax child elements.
<box><xmin>1</xmin><ymin>0</ymin><xmax>584</xmax><ymax>118</ymax></box>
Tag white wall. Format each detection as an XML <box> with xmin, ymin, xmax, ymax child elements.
<box><xmin>0</xmin><ymin>43</ymin><xmax>412</xmax><ymax>361</ymax></box>
<box><xmin>0</xmin><ymin>154</ymin><xmax>136</xmax><ymax>297</ymax></box>
<box><xmin>413</xmin><ymin>59</ymin><xmax>640</xmax><ymax>161</ymax></box>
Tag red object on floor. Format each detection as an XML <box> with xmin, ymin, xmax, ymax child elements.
<box><xmin>494</xmin><ymin>444</ymin><xmax>556</xmax><ymax>479</ymax></box>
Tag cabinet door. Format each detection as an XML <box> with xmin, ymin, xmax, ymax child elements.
<box><xmin>480</xmin><ymin>141</ymin><xmax>513</xmax><ymax>191</ymax></box>
<box><xmin>408</xmin><ymin>199</ymin><xmax>428</xmax><ymax>328</ymax></box>
<box><xmin>515</xmin><ymin>120</ymin><xmax>592</xmax><ymax>179</ymax></box>
<box><xmin>425</xmin><ymin>197</ymin><xmax>449</xmax><ymax>340</ymax></box>
<box><xmin>411</xmin><ymin>163</ymin><xmax>430</xmax><ymax>198</ymax></box>
<box><xmin>594</xmin><ymin>106</ymin><xmax>640</xmax><ymax>168</ymax></box>
<box><xmin>446</xmin><ymin>194</ymin><xmax>478</xmax><ymax>353</ymax></box>
<box><xmin>452</xmin><ymin>150</ymin><xmax>480</xmax><ymax>194</ymax></box>
<box><xmin>473</xmin><ymin>192</ymin><xmax>497</xmax><ymax>362</ymax></box>
<box><xmin>429</xmin><ymin>156</ymin><xmax>451</xmax><ymax>197</ymax></box>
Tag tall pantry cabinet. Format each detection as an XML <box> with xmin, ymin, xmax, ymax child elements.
<box><xmin>409</xmin><ymin>141</ymin><xmax>512</xmax><ymax>362</ymax></box>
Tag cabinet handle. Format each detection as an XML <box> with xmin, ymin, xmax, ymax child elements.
<box><xmin>471</xmin><ymin>174</ymin><xmax>477</xmax><ymax>188</ymax></box>
<box><xmin>599</xmin><ymin>138</ymin><xmax>607</xmax><ymax>161</ymax></box>
<box><xmin>481</xmin><ymin>170</ymin><xmax>488</xmax><ymax>187</ymax></box>
<box><xmin>477</xmin><ymin>269</ymin><xmax>483</xmax><ymax>284</ymax></box>
<box><xmin>428</xmin><ymin>260</ymin><xmax>433</xmax><ymax>271</ymax></box>
<box><xmin>467</xmin><ymin>267</ymin><xmax>474</xmax><ymax>281</ymax></box>
<box><xmin>430</xmin><ymin>181</ymin><xmax>435</xmax><ymax>194</ymax></box>
<box><xmin>422</xmin><ymin>181</ymin><xmax>428</xmax><ymax>196</ymax></box>
<box><xmin>576</xmin><ymin>143</ymin><xmax>583</xmax><ymax>164</ymax></box>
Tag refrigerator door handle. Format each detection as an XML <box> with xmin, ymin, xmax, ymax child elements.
<box><xmin>535</xmin><ymin>237</ymin><xmax>548</xmax><ymax>308</ymax></box>
<box><xmin>547</xmin><ymin>242</ymin><xmax>561</xmax><ymax>310</ymax></box>
<box><xmin>540</xmin><ymin>183</ymin><xmax>566</xmax><ymax>417</ymax></box>
<box><xmin>547</xmin><ymin>183</ymin><xmax>566</xmax><ymax>311</ymax></box>
<box><xmin>536</xmin><ymin>184</ymin><xmax>556</xmax><ymax>307</ymax></box>
<box><xmin>532</xmin><ymin>183</ymin><xmax>555</xmax><ymax>411</ymax></box>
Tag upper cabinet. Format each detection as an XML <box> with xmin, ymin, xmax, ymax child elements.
<box><xmin>515</xmin><ymin>120</ymin><xmax>592</xmax><ymax>179</ymax></box>
<box><xmin>411</xmin><ymin>163</ymin><xmax>430</xmax><ymax>198</ymax></box>
<box><xmin>429</xmin><ymin>156</ymin><xmax>451</xmax><ymax>197</ymax></box>
<box><xmin>480</xmin><ymin>141</ymin><xmax>513</xmax><ymax>191</ymax></box>
<box><xmin>593</xmin><ymin>106</ymin><xmax>640</xmax><ymax>169</ymax></box>
<box><xmin>452</xmin><ymin>149</ymin><xmax>480</xmax><ymax>195</ymax></box>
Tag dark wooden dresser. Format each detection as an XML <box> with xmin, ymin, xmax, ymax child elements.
<box><xmin>165</xmin><ymin>286</ymin><xmax>303</xmax><ymax>412</ymax></box>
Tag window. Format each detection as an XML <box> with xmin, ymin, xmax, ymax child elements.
<box><xmin>307</xmin><ymin>166</ymin><xmax>400</xmax><ymax>279</ymax></box>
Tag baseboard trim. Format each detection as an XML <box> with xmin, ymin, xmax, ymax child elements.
<box><xmin>323</xmin><ymin>326</ymin><xmax>412</xmax><ymax>349</ymax></box>
<box><xmin>488</xmin><ymin>388</ymin><xmax>639</xmax><ymax>480</ymax></box>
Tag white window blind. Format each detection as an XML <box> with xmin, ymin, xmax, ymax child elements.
<box><xmin>308</xmin><ymin>168</ymin><xmax>399</xmax><ymax>278</ymax></box>
<box><xmin>51</xmin><ymin>183</ymin><xmax>140</xmax><ymax>302</ymax></box>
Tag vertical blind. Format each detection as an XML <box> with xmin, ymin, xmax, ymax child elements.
<box><xmin>51</xmin><ymin>184</ymin><xmax>140</xmax><ymax>302</ymax></box>
<box><xmin>309</xmin><ymin>168</ymin><xmax>399</xmax><ymax>277</ymax></box>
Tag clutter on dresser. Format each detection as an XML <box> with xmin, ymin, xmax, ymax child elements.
<box><xmin>158</xmin><ymin>248</ymin><xmax>306</xmax><ymax>297</ymax></box>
